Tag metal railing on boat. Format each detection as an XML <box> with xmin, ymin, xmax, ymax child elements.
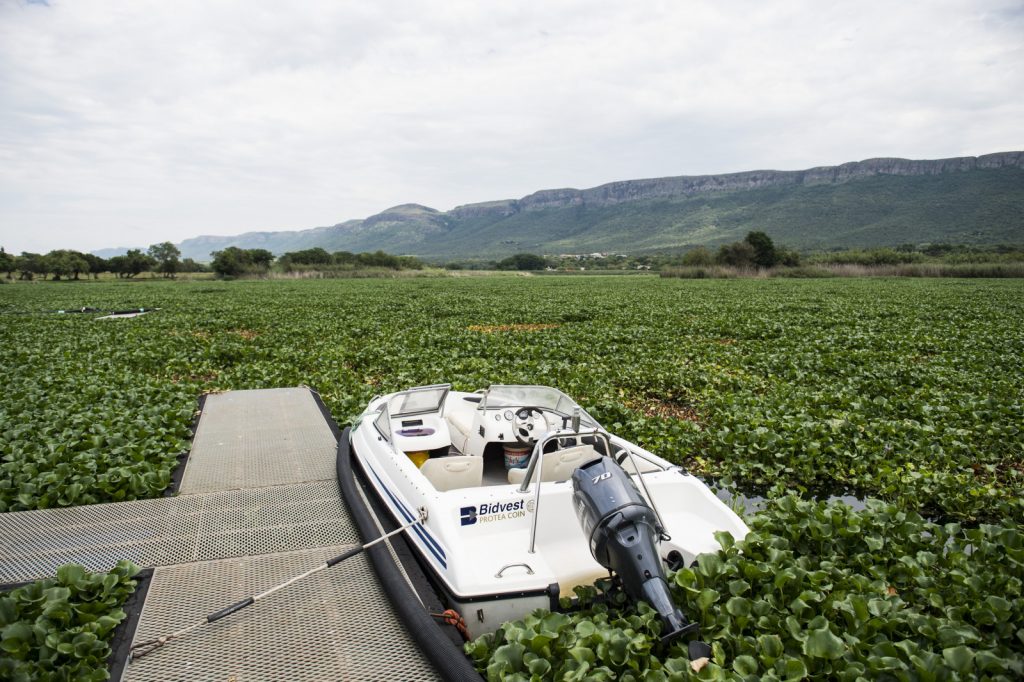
<box><xmin>515</xmin><ymin>428</ymin><xmax>667</xmax><ymax>554</ymax></box>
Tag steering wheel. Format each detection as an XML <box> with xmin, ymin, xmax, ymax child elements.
<box><xmin>512</xmin><ymin>407</ymin><xmax>552</xmax><ymax>446</ymax></box>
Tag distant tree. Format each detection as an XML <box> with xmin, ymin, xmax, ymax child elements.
<box><xmin>210</xmin><ymin>247</ymin><xmax>248</xmax><ymax>278</ymax></box>
<box><xmin>248</xmin><ymin>249</ymin><xmax>275</xmax><ymax>270</ymax></box>
<box><xmin>126</xmin><ymin>249</ymin><xmax>156</xmax><ymax>277</ymax></box>
<box><xmin>16</xmin><ymin>252</ymin><xmax>44</xmax><ymax>280</ymax></box>
<box><xmin>81</xmin><ymin>253</ymin><xmax>108</xmax><ymax>279</ymax></box>
<box><xmin>332</xmin><ymin>251</ymin><xmax>357</xmax><ymax>266</ymax></box>
<box><xmin>397</xmin><ymin>255</ymin><xmax>423</xmax><ymax>270</ymax></box>
<box><xmin>107</xmin><ymin>255</ymin><xmax>128</xmax><ymax>278</ymax></box>
<box><xmin>744</xmin><ymin>231</ymin><xmax>778</xmax><ymax>268</ymax></box>
<box><xmin>279</xmin><ymin>248</ymin><xmax>333</xmax><ymax>270</ymax></box>
<box><xmin>68</xmin><ymin>250</ymin><xmax>90</xmax><ymax>280</ymax></box>
<box><xmin>357</xmin><ymin>250</ymin><xmax>401</xmax><ymax>269</ymax></box>
<box><xmin>148</xmin><ymin>242</ymin><xmax>181</xmax><ymax>278</ymax></box>
<box><xmin>716</xmin><ymin>241</ymin><xmax>756</xmax><ymax>267</ymax></box>
<box><xmin>210</xmin><ymin>247</ymin><xmax>273</xmax><ymax>278</ymax></box>
<box><xmin>179</xmin><ymin>258</ymin><xmax>209</xmax><ymax>273</ymax></box>
<box><xmin>46</xmin><ymin>252</ymin><xmax>71</xmax><ymax>281</ymax></box>
<box><xmin>0</xmin><ymin>248</ymin><xmax>14</xmax><ymax>279</ymax></box>
<box><xmin>497</xmin><ymin>253</ymin><xmax>547</xmax><ymax>270</ymax></box>
<box><xmin>45</xmin><ymin>250</ymin><xmax>91</xmax><ymax>280</ymax></box>
<box><xmin>109</xmin><ymin>249</ymin><xmax>155</xmax><ymax>278</ymax></box>
<box><xmin>681</xmin><ymin>246</ymin><xmax>714</xmax><ymax>266</ymax></box>
<box><xmin>776</xmin><ymin>247</ymin><xmax>802</xmax><ymax>267</ymax></box>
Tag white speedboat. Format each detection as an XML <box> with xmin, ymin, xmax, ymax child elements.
<box><xmin>349</xmin><ymin>384</ymin><xmax>748</xmax><ymax>640</ymax></box>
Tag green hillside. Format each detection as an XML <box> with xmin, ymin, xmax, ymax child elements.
<box><xmin>442</xmin><ymin>168</ymin><xmax>1024</xmax><ymax>257</ymax></box>
<box><xmin>171</xmin><ymin>161</ymin><xmax>1024</xmax><ymax>261</ymax></box>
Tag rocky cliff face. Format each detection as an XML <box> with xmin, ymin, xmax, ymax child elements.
<box><xmin>449</xmin><ymin>152</ymin><xmax>1024</xmax><ymax>220</ymax></box>
<box><xmin>161</xmin><ymin>151</ymin><xmax>1023</xmax><ymax>260</ymax></box>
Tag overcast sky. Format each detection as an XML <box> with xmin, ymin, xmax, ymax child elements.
<box><xmin>1</xmin><ymin>0</ymin><xmax>1021</xmax><ymax>254</ymax></box>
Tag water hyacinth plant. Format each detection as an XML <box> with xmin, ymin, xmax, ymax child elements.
<box><xmin>0</xmin><ymin>561</ymin><xmax>140</xmax><ymax>682</ymax></box>
<box><xmin>467</xmin><ymin>496</ymin><xmax>1024</xmax><ymax>681</ymax></box>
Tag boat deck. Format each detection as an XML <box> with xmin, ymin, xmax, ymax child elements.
<box><xmin>0</xmin><ymin>388</ymin><xmax>440</xmax><ymax>681</ymax></box>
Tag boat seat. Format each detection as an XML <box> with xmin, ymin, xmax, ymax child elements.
<box><xmin>421</xmin><ymin>456</ymin><xmax>483</xmax><ymax>492</ymax></box>
<box><xmin>507</xmin><ymin>444</ymin><xmax>600</xmax><ymax>485</ymax></box>
<box><xmin>446</xmin><ymin>407</ymin><xmax>475</xmax><ymax>453</ymax></box>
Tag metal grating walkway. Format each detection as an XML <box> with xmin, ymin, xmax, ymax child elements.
<box><xmin>0</xmin><ymin>388</ymin><xmax>440</xmax><ymax>682</ymax></box>
<box><xmin>180</xmin><ymin>388</ymin><xmax>339</xmax><ymax>492</ymax></box>
<box><xmin>125</xmin><ymin>547</ymin><xmax>438</xmax><ymax>682</ymax></box>
<box><xmin>0</xmin><ymin>481</ymin><xmax>359</xmax><ymax>582</ymax></box>
<box><xmin>0</xmin><ymin>389</ymin><xmax>346</xmax><ymax>583</ymax></box>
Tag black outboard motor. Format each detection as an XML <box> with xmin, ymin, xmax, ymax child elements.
<box><xmin>572</xmin><ymin>456</ymin><xmax>698</xmax><ymax>642</ymax></box>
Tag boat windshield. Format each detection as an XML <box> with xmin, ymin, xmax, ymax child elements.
<box><xmin>388</xmin><ymin>384</ymin><xmax>450</xmax><ymax>417</ymax></box>
<box><xmin>483</xmin><ymin>385</ymin><xmax>600</xmax><ymax>427</ymax></box>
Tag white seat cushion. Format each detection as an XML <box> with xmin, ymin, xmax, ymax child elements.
<box><xmin>420</xmin><ymin>456</ymin><xmax>483</xmax><ymax>492</ymax></box>
<box><xmin>507</xmin><ymin>444</ymin><xmax>600</xmax><ymax>485</ymax></box>
<box><xmin>445</xmin><ymin>405</ymin><xmax>476</xmax><ymax>453</ymax></box>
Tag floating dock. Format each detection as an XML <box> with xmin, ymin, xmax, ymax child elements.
<box><xmin>0</xmin><ymin>388</ymin><xmax>441</xmax><ymax>681</ymax></box>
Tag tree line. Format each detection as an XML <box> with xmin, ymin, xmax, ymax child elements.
<box><xmin>14</xmin><ymin>234</ymin><xmax>1010</xmax><ymax>281</ymax></box>
<box><xmin>0</xmin><ymin>243</ymin><xmax>428</xmax><ymax>281</ymax></box>
<box><xmin>0</xmin><ymin>243</ymin><xmax>206</xmax><ymax>280</ymax></box>
<box><xmin>444</xmin><ymin>235</ymin><xmax>794</xmax><ymax>272</ymax></box>
<box><xmin>210</xmin><ymin>247</ymin><xmax>424</xmax><ymax>277</ymax></box>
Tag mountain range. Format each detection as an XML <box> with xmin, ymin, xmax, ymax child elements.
<box><xmin>95</xmin><ymin>151</ymin><xmax>1024</xmax><ymax>261</ymax></box>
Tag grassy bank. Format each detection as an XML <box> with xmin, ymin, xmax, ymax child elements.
<box><xmin>662</xmin><ymin>262</ymin><xmax>1024</xmax><ymax>279</ymax></box>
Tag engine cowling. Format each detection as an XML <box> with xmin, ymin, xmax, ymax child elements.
<box><xmin>571</xmin><ymin>456</ymin><xmax>698</xmax><ymax>642</ymax></box>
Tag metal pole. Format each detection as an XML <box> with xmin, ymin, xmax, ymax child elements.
<box><xmin>523</xmin><ymin>429</ymin><xmax>613</xmax><ymax>554</ymax></box>
<box><xmin>527</xmin><ymin>448</ymin><xmax>545</xmax><ymax>554</ymax></box>
<box><xmin>623</xmin><ymin>448</ymin><xmax>667</xmax><ymax>531</ymax></box>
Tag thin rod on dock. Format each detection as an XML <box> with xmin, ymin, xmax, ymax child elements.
<box><xmin>128</xmin><ymin>510</ymin><xmax>427</xmax><ymax>663</ymax></box>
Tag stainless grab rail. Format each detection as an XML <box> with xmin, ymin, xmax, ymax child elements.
<box><xmin>518</xmin><ymin>428</ymin><xmax>613</xmax><ymax>554</ymax></box>
<box><xmin>619</xmin><ymin>445</ymin><xmax>667</xmax><ymax>534</ymax></box>
<box><xmin>495</xmin><ymin>563</ymin><xmax>535</xmax><ymax>578</ymax></box>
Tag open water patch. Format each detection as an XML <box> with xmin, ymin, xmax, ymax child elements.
<box><xmin>707</xmin><ymin>480</ymin><xmax>868</xmax><ymax>517</ymax></box>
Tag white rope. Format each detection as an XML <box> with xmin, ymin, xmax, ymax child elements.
<box><xmin>129</xmin><ymin>510</ymin><xmax>425</xmax><ymax>662</ymax></box>
<box><xmin>356</xmin><ymin>480</ymin><xmax>426</xmax><ymax>607</ymax></box>
<box><xmin>252</xmin><ymin>516</ymin><xmax>423</xmax><ymax>603</ymax></box>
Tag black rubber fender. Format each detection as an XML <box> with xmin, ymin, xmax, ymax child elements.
<box><xmin>336</xmin><ymin>427</ymin><xmax>483</xmax><ymax>682</ymax></box>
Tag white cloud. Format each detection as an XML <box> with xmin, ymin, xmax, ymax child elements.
<box><xmin>0</xmin><ymin>0</ymin><xmax>1021</xmax><ymax>252</ymax></box>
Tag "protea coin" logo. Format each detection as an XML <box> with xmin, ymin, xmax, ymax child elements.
<box><xmin>460</xmin><ymin>499</ymin><xmax>530</xmax><ymax>525</ymax></box>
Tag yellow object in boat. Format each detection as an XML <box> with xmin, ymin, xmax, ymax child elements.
<box><xmin>406</xmin><ymin>451</ymin><xmax>429</xmax><ymax>468</ymax></box>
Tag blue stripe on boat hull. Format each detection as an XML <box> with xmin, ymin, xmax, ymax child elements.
<box><xmin>364</xmin><ymin>460</ymin><xmax>447</xmax><ymax>570</ymax></box>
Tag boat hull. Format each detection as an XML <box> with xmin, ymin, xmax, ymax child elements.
<box><xmin>348</xmin><ymin>386</ymin><xmax>749</xmax><ymax>638</ymax></box>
